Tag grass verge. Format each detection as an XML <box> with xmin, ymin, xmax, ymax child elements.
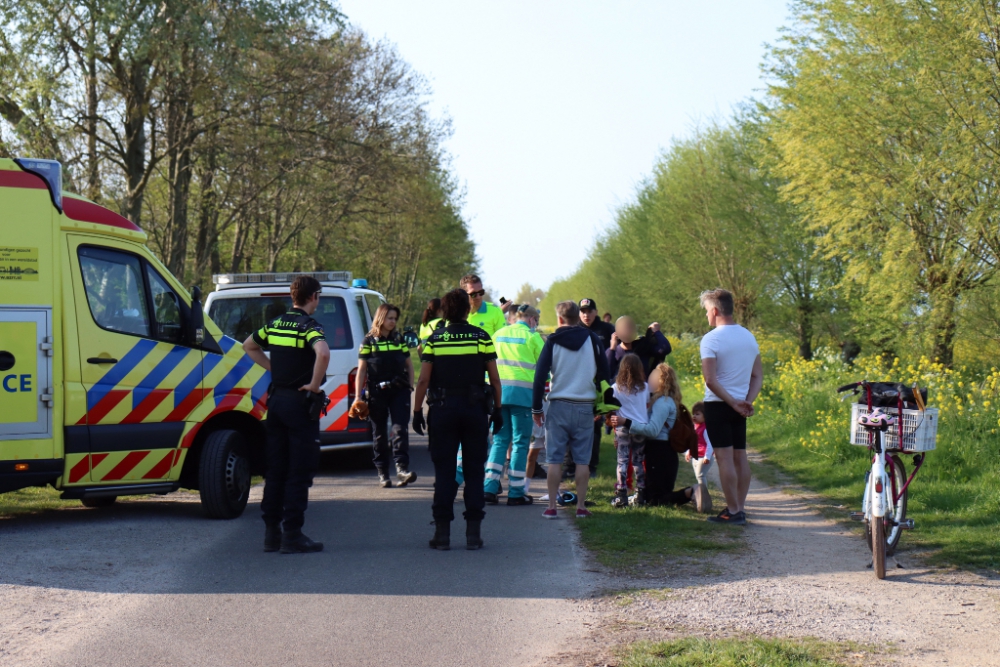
<box><xmin>618</xmin><ymin>636</ymin><xmax>868</xmax><ymax>667</ymax></box>
<box><xmin>569</xmin><ymin>434</ymin><xmax>742</xmax><ymax>573</ymax></box>
<box><xmin>0</xmin><ymin>485</ymin><xmax>67</xmax><ymax>517</ymax></box>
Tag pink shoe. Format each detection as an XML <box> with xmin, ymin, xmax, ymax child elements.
<box><xmin>575</xmin><ymin>509</ymin><xmax>593</xmax><ymax>519</ymax></box>
<box><xmin>542</xmin><ymin>508</ymin><xmax>558</xmax><ymax>519</ymax></box>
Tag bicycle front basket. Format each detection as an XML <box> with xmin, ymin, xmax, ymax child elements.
<box><xmin>849</xmin><ymin>404</ymin><xmax>938</xmax><ymax>452</ymax></box>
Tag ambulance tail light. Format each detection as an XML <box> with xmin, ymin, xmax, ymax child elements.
<box><xmin>348</xmin><ymin>368</ymin><xmax>358</xmax><ymax>404</ymax></box>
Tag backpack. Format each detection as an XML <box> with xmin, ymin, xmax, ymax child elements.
<box><xmin>669</xmin><ymin>402</ymin><xmax>698</xmax><ymax>457</ymax></box>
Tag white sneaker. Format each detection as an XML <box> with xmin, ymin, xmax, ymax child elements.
<box><xmin>538</xmin><ymin>494</ymin><xmax>550</xmax><ymax>502</ymax></box>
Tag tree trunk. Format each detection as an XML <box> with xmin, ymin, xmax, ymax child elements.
<box><xmin>122</xmin><ymin>62</ymin><xmax>149</xmax><ymax>224</ymax></box>
<box><xmin>929</xmin><ymin>287</ymin><xmax>958</xmax><ymax>367</ymax></box>
<box><xmin>86</xmin><ymin>43</ymin><xmax>99</xmax><ymax>201</ymax></box>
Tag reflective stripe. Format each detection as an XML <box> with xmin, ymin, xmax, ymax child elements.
<box><xmin>500</xmin><ymin>379</ymin><xmax>534</xmax><ymax>389</ymax></box>
<box><xmin>497</xmin><ymin>359</ymin><xmax>536</xmax><ymax>370</ymax></box>
<box><xmin>485</xmin><ymin>470</ymin><xmax>502</xmax><ymax>481</ymax></box>
<box><xmin>494</xmin><ymin>336</ymin><xmax>527</xmax><ymax>345</ymax></box>
<box><xmin>486</xmin><ymin>462</ymin><xmax>504</xmax><ymax>472</ymax></box>
<box><xmin>507</xmin><ymin>478</ymin><xmax>526</xmax><ymax>487</ymax></box>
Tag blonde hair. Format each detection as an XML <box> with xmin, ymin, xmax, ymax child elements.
<box><xmin>369</xmin><ymin>303</ymin><xmax>401</xmax><ymax>338</ymax></box>
<box><xmin>614</xmin><ymin>353</ymin><xmax>646</xmax><ymax>395</ymax></box>
<box><xmin>650</xmin><ymin>363</ymin><xmax>682</xmax><ymax>406</ymax></box>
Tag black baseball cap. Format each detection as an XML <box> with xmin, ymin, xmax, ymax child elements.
<box><xmin>579</xmin><ymin>298</ymin><xmax>597</xmax><ymax>311</ymax></box>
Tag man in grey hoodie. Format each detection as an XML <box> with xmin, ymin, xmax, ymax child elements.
<box><xmin>532</xmin><ymin>301</ymin><xmax>613</xmax><ymax>518</ymax></box>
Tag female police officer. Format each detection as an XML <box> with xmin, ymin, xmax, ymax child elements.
<box><xmin>412</xmin><ymin>288</ymin><xmax>503</xmax><ymax>551</ymax></box>
<box><xmin>353</xmin><ymin>304</ymin><xmax>416</xmax><ymax>489</ymax></box>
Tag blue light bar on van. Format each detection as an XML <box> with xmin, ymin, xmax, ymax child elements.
<box><xmin>212</xmin><ymin>271</ymin><xmax>352</xmax><ymax>288</ymax></box>
<box><xmin>351</xmin><ymin>279</ymin><xmax>368</xmax><ymax>288</ymax></box>
<box><xmin>14</xmin><ymin>158</ymin><xmax>62</xmax><ymax>213</ymax></box>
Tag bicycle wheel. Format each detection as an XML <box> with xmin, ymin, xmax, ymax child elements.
<box><xmin>886</xmin><ymin>454</ymin><xmax>908</xmax><ymax>556</ymax></box>
<box><xmin>873</xmin><ymin>516</ymin><xmax>886</xmax><ymax>579</ymax></box>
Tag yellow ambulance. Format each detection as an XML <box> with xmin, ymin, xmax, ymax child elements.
<box><xmin>0</xmin><ymin>158</ymin><xmax>268</xmax><ymax>518</ymax></box>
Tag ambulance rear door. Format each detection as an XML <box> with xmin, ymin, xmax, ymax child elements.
<box><xmin>0</xmin><ymin>307</ymin><xmax>53</xmax><ymax>439</ymax></box>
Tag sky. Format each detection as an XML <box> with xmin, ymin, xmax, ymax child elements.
<box><xmin>337</xmin><ymin>1</ymin><xmax>792</xmax><ymax>301</ymax></box>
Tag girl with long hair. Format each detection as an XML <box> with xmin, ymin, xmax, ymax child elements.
<box><xmin>354</xmin><ymin>303</ymin><xmax>416</xmax><ymax>488</ymax></box>
<box><xmin>610</xmin><ymin>354</ymin><xmax>650</xmax><ymax>507</ymax></box>
<box><xmin>609</xmin><ymin>362</ymin><xmax>697</xmax><ymax>507</ymax></box>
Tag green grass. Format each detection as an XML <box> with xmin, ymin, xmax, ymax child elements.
<box><xmin>749</xmin><ymin>397</ymin><xmax>1000</xmax><ymax>571</ymax></box>
<box><xmin>618</xmin><ymin>637</ymin><xmax>867</xmax><ymax>667</ymax></box>
<box><xmin>0</xmin><ymin>485</ymin><xmax>68</xmax><ymax>517</ymax></box>
<box><xmin>570</xmin><ymin>434</ymin><xmax>742</xmax><ymax>572</ymax></box>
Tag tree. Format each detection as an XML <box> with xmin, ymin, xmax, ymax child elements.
<box><xmin>768</xmin><ymin>0</ymin><xmax>1000</xmax><ymax>365</ymax></box>
<box><xmin>514</xmin><ymin>283</ymin><xmax>545</xmax><ymax>308</ymax></box>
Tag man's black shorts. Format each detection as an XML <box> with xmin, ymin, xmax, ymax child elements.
<box><xmin>703</xmin><ymin>401</ymin><xmax>747</xmax><ymax>450</ymax></box>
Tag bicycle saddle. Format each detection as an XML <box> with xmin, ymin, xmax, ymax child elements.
<box><xmin>858</xmin><ymin>408</ymin><xmax>896</xmax><ymax>429</ymax></box>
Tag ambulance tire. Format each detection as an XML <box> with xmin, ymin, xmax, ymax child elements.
<box><xmin>81</xmin><ymin>496</ymin><xmax>117</xmax><ymax>508</ymax></box>
<box><xmin>199</xmin><ymin>429</ymin><xmax>251</xmax><ymax>519</ymax></box>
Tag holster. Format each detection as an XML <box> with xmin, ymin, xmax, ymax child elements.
<box><xmin>304</xmin><ymin>390</ymin><xmax>331</xmax><ymax>421</ymax></box>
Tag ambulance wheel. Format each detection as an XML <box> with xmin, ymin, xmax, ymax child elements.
<box><xmin>81</xmin><ymin>496</ymin><xmax>117</xmax><ymax>508</ymax></box>
<box><xmin>199</xmin><ymin>429</ymin><xmax>251</xmax><ymax>519</ymax></box>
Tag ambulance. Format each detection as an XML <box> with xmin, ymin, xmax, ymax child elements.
<box><xmin>0</xmin><ymin>158</ymin><xmax>269</xmax><ymax>519</ymax></box>
<box><xmin>204</xmin><ymin>272</ymin><xmax>388</xmax><ymax>450</ymax></box>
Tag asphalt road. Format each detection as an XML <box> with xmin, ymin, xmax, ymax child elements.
<box><xmin>0</xmin><ymin>435</ymin><xmax>595</xmax><ymax>667</ymax></box>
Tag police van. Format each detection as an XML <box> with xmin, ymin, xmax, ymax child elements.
<box><xmin>0</xmin><ymin>158</ymin><xmax>269</xmax><ymax>518</ymax></box>
<box><xmin>204</xmin><ymin>272</ymin><xmax>385</xmax><ymax>450</ymax></box>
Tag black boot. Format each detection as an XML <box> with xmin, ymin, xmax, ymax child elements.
<box><xmin>633</xmin><ymin>488</ymin><xmax>647</xmax><ymax>507</ymax></box>
<box><xmin>429</xmin><ymin>520</ymin><xmax>450</xmax><ymax>550</ymax></box>
<box><xmin>396</xmin><ymin>464</ymin><xmax>417</xmax><ymax>487</ymax></box>
<box><xmin>466</xmin><ymin>520</ymin><xmax>483</xmax><ymax>550</ymax></box>
<box><xmin>264</xmin><ymin>524</ymin><xmax>281</xmax><ymax>552</ymax></box>
<box><xmin>611</xmin><ymin>487</ymin><xmax>629</xmax><ymax>508</ymax></box>
<box><xmin>377</xmin><ymin>470</ymin><xmax>393</xmax><ymax>488</ymax></box>
<box><xmin>280</xmin><ymin>531</ymin><xmax>324</xmax><ymax>554</ymax></box>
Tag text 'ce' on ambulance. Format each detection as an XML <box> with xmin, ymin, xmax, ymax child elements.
<box><xmin>204</xmin><ymin>272</ymin><xmax>387</xmax><ymax>450</ymax></box>
<box><xmin>0</xmin><ymin>158</ymin><xmax>272</xmax><ymax>518</ymax></box>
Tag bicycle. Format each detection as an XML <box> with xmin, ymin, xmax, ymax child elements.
<box><xmin>836</xmin><ymin>381</ymin><xmax>938</xmax><ymax>579</ymax></box>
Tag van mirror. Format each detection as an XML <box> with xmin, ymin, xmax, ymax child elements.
<box><xmin>186</xmin><ymin>285</ymin><xmax>205</xmax><ymax>346</ymax></box>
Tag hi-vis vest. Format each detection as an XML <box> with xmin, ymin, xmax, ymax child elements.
<box><xmin>493</xmin><ymin>322</ymin><xmax>544</xmax><ymax>408</ymax></box>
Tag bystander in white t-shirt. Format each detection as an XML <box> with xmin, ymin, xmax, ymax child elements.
<box><xmin>613</xmin><ymin>382</ymin><xmax>650</xmax><ymax>424</ymax></box>
<box><xmin>700</xmin><ymin>324</ymin><xmax>759</xmax><ymax>402</ymax></box>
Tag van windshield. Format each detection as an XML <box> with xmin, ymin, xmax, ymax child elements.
<box><xmin>209</xmin><ymin>296</ymin><xmax>354</xmax><ymax>350</ymax></box>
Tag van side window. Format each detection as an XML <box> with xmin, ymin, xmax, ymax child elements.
<box><xmin>146</xmin><ymin>266</ymin><xmax>183</xmax><ymax>343</ymax></box>
<box><xmin>355</xmin><ymin>295</ymin><xmax>370</xmax><ymax>331</ymax></box>
<box><xmin>78</xmin><ymin>247</ymin><xmax>151</xmax><ymax>337</ymax></box>
<box><xmin>364</xmin><ymin>294</ymin><xmax>383</xmax><ymax>321</ymax></box>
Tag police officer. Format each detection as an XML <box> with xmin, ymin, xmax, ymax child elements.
<box><xmin>243</xmin><ymin>275</ymin><xmax>330</xmax><ymax>554</ymax></box>
<box><xmin>352</xmin><ymin>303</ymin><xmax>417</xmax><ymax>488</ymax></box>
<box><xmin>412</xmin><ymin>288</ymin><xmax>503</xmax><ymax>551</ymax></box>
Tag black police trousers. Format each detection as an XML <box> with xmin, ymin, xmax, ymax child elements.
<box><xmin>428</xmin><ymin>396</ymin><xmax>489</xmax><ymax>522</ymax></box>
<box><xmin>369</xmin><ymin>388</ymin><xmax>410</xmax><ymax>472</ymax></box>
<box><xmin>261</xmin><ymin>389</ymin><xmax>320</xmax><ymax>532</ymax></box>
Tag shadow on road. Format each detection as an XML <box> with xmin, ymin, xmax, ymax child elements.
<box><xmin>0</xmin><ymin>439</ymin><xmax>588</xmax><ymax>600</ymax></box>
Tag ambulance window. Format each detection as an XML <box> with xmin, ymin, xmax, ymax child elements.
<box><xmin>78</xmin><ymin>247</ymin><xmax>150</xmax><ymax>337</ymax></box>
<box><xmin>146</xmin><ymin>266</ymin><xmax>182</xmax><ymax>343</ymax></box>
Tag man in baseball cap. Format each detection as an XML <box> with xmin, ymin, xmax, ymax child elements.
<box><xmin>576</xmin><ymin>298</ymin><xmax>616</xmax><ymax>477</ymax></box>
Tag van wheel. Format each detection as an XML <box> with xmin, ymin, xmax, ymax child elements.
<box><xmin>81</xmin><ymin>496</ymin><xmax>117</xmax><ymax>508</ymax></box>
<box><xmin>199</xmin><ymin>429</ymin><xmax>251</xmax><ymax>519</ymax></box>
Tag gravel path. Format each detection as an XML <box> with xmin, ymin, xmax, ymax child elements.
<box><xmin>540</xmin><ymin>453</ymin><xmax>1000</xmax><ymax>667</ymax></box>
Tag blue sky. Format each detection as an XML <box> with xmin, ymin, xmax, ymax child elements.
<box><xmin>337</xmin><ymin>1</ymin><xmax>791</xmax><ymax>300</ymax></box>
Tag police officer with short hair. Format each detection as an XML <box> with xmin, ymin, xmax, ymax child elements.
<box><xmin>243</xmin><ymin>275</ymin><xmax>331</xmax><ymax>554</ymax></box>
<box><xmin>413</xmin><ymin>288</ymin><xmax>503</xmax><ymax>551</ymax></box>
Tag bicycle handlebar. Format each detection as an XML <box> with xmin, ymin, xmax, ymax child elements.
<box><xmin>837</xmin><ymin>382</ymin><xmax>862</xmax><ymax>393</ymax></box>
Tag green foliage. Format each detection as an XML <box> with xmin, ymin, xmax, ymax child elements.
<box><xmin>0</xmin><ymin>1</ymin><xmax>475</xmax><ymax>324</ymax></box>
<box><xmin>768</xmin><ymin>0</ymin><xmax>1000</xmax><ymax>365</ymax></box>
<box><xmin>539</xmin><ymin>114</ymin><xmax>842</xmax><ymax>360</ymax></box>
<box><xmin>619</xmin><ymin>637</ymin><xmax>859</xmax><ymax>667</ymax></box>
